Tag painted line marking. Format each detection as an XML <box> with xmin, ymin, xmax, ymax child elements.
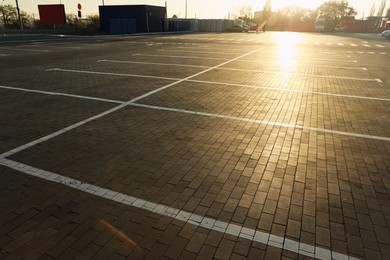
<box><xmin>0</xmin><ymin>157</ymin><xmax>360</xmax><ymax>260</ymax></box>
<box><xmin>0</xmin><ymin>85</ymin><xmax>124</xmax><ymax>104</ymax></box>
<box><xmin>239</xmin><ymin>57</ymin><xmax>359</xmax><ymax>63</ymax></box>
<box><xmin>46</xmin><ymin>68</ymin><xmax>181</xmax><ymax>81</ymax></box>
<box><xmin>97</xmin><ymin>59</ymin><xmax>210</xmax><ymax>69</ymax></box>
<box><xmin>50</xmin><ymin>66</ymin><xmax>380</xmax><ymax>83</ymax></box>
<box><xmin>130</xmin><ymin>103</ymin><xmax>390</xmax><ymax>142</ymax></box>
<box><xmin>97</xmin><ymin>59</ymin><xmax>367</xmax><ymax>71</ymax></box>
<box><xmin>129</xmin><ymin>47</ymin><xmax>265</xmax><ymax>103</ymax></box>
<box><xmin>175</xmin><ymin>46</ymin><xmax>231</xmax><ymax>51</ymax></box>
<box><xmin>235</xmin><ymin>60</ymin><xmax>364</xmax><ymax>69</ymax></box>
<box><xmin>186</xmin><ymin>79</ymin><xmax>390</xmax><ymax>102</ymax></box>
<box><xmin>0</xmin><ymin>103</ymin><xmax>130</xmax><ymax>158</ymax></box>
<box><xmin>132</xmin><ymin>53</ymin><xmax>228</xmax><ymax>61</ymax></box>
<box><xmin>133</xmin><ymin>53</ymin><xmax>359</xmax><ymax>64</ymax></box>
<box><xmin>158</xmin><ymin>49</ymin><xmax>240</xmax><ymax>55</ymax></box>
<box><xmin>216</xmin><ymin>68</ymin><xmax>378</xmax><ymax>82</ymax></box>
<box><xmin>0</xmin><ymin>54</ymin><xmax>9</xmax><ymax>56</ymax></box>
<box><xmin>3</xmin><ymin>47</ymin><xmax>265</xmax><ymax>158</ymax></box>
<box><xmin>47</xmin><ymin>68</ymin><xmax>389</xmax><ymax>102</ymax></box>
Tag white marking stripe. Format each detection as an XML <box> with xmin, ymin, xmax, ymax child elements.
<box><xmin>133</xmin><ymin>53</ymin><xmax>227</xmax><ymax>61</ymax></box>
<box><xmin>100</xmin><ymin>59</ymin><xmax>367</xmax><ymax>71</ymax></box>
<box><xmin>0</xmin><ymin>158</ymin><xmax>359</xmax><ymax>260</ymax></box>
<box><xmin>158</xmin><ymin>49</ymin><xmax>241</xmax><ymax>55</ymax></box>
<box><xmin>52</xmin><ymin>64</ymin><xmax>380</xmax><ymax>83</ymax></box>
<box><xmin>240</xmin><ymin>58</ymin><xmax>359</xmax><ymax>63</ymax></box>
<box><xmin>0</xmin><ymin>85</ymin><xmax>123</xmax><ymax>104</ymax></box>
<box><xmin>2</xmin><ymin>47</ymin><xmax>265</xmax><ymax>158</ymax></box>
<box><xmin>0</xmin><ymin>103</ymin><xmax>129</xmax><ymax>158</ymax></box>
<box><xmin>49</xmin><ymin>68</ymin><xmax>387</xmax><ymax>98</ymax></box>
<box><xmin>97</xmin><ymin>59</ymin><xmax>210</xmax><ymax>69</ymax></box>
<box><xmin>186</xmin><ymin>79</ymin><xmax>390</xmax><ymax>102</ymax></box>
<box><xmin>216</xmin><ymin>68</ymin><xmax>379</xmax><ymax>82</ymax></box>
<box><xmin>46</xmin><ymin>68</ymin><xmax>180</xmax><ymax>81</ymax></box>
<box><xmin>130</xmin><ymin>47</ymin><xmax>265</xmax><ymax>103</ymax></box>
<box><xmin>130</xmin><ymin>103</ymin><xmax>390</xmax><ymax>142</ymax></box>
<box><xmin>133</xmin><ymin>53</ymin><xmax>359</xmax><ymax>64</ymax></box>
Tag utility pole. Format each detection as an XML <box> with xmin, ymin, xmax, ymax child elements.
<box><xmin>185</xmin><ymin>0</ymin><xmax>187</xmax><ymax>19</ymax></box>
<box><xmin>15</xmin><ymin>0</ymin><xmax>23</xmax><ymax>29</ymax></box>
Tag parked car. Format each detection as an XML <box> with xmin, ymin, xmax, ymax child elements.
<box><xmin>227</xmin><ymin>25</ymin><xmax>248</xmax><ymax>32</ymax></box>
<box><xmin>382</xmin><ymin>30</ymin><xmax>390</xmax><ymax>39</ymax></box>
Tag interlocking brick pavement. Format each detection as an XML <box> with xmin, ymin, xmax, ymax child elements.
<box><xmin>1</xmin><ymin>32</ymin><xmax>390</xmax><ymax>259</ymax></box>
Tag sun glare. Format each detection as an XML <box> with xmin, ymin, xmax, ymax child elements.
<box><xmin>272</xmin><ymin>32</ymin><xmax>303</xmax><ymax>69</ymax></box>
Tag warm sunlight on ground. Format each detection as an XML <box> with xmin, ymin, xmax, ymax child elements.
<box><xmin>272</xmin><ymin>32</ymin><xmax>304</xmax><ymax>69</ymax></box>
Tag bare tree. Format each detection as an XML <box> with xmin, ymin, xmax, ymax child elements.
<box><xmin>377</xmin><ymin>0</ymin><xmax>387</xmax><ymax>16</ymax></box>
<box><xmin>238</xmin><ymin>4</ymin><xmax>253</xmax><ymax>20</ymax></box>
<box><xmin>369</xmin><ymin>3</ymin><xmax>376</xmax><ymax>16</ymax></box>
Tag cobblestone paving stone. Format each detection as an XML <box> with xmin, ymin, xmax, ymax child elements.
<box><xmin>1</xmin><ymin>32</ymin><xmax>390</xmax><ymax>259</ymax></box>
<box><xmin>0</xmin><ymin>89</ymin><xmax>115</xmax><ymax>154</ymax></box>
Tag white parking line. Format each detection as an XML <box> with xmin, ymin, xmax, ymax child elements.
<box><xmin>133</xmin><ymin>53</ymin><xmax>227</xmax><ymax>61</ymax></box>
<box><xmin>51</xmin><ymin>65</ymin><xmax>381</xmax><ymax>83</ymax></box>
<box><xmin>130</xmin><ymin>47</ymin><xmax>265</xmax><ymax>103</ymax></box>
<box><xmin>3</xmin><ymin>47</ymin><xmax>264</xmax><ymax>158</ymax></box>
<box><xmin>97</xmin><ymin>59</ymin><xmax>367</xmax><ymax>71</ymax></box>
<box><xmin>239</xmin><ymin>57</ymin><xmax>359</xmax><ymax>63</ymax></box>
<box><xmin>130</xmin><ymin>103</ymin><xmax>390</xmax><ymax>142</ymax></box>
<box><xmin>217</xmin><ymin>67</ymin><xmax>379</xmax><ymax>82</ymax></box>
<box><xmin>133</xmin><ymin>53</ymin><xmax>359</xmax><ymax>64</ymax></box>
<box><xmin>0</xmin><ymin>85</ymin><xmax>124</xmax><ymax>104</ymax></box>
<box><xmin>186</xmin><ymin>79</ymin><xmax>390</xmax><ymax>102</ymax></box>
<box><xmin>0</xmin><ymin>157</ymin><xmax>358</xmax><ymax>260</ymax></box>
<box><xmin>47</xmin><ymin>68</ymin><xmax>388</xmax><ymax>101</ymax></box>
<box><xmin>97</xmin><ymin>59</ymin><xmax>210</xmax><ymax>69</ymax></box>
<box><xmin>158</xmin><ymin>49</ymin><xmax>240</xmax><ymax>55</ymax></box>
<box><xmin>46</xmin><ymin>68</ymin><xmax>180</xmax><ymax>81</ymax></box>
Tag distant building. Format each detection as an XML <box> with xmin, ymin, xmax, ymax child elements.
<box><xmin>99</xmin><ymin>5</ymin><xmax>166</xmax><ymax>34</ymax></box>
<box><xmin>341</xmin><ymin>16</ymin><xmax>390</xmax><ymax>33</ymax></box>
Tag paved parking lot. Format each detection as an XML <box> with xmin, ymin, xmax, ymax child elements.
<box><xmin>1</xmin><ymin>32</ymin><xmax>390</xmax><ymax>259</ymax></box>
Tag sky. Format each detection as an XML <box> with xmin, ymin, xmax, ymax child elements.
<box><xmin>1</xmin><ymin>0</ymin><xmax>388</xmax><ymax>20</ymax></box>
